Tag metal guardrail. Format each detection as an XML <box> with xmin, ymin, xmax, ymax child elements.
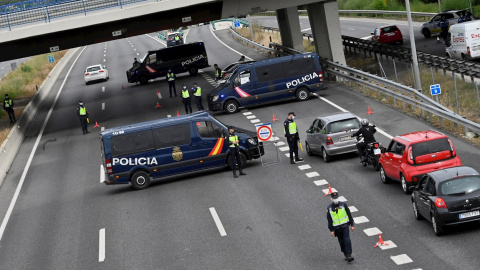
<box><xmin>268</xmin><ymin>42</ymin><xmax>480</xmax><ymax>135</ymax></box>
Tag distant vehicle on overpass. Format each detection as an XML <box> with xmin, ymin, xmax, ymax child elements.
<box><xmin>126</xmin><ymin>42</ymin><xmax>209</xmax><ymax>84</ymax></box>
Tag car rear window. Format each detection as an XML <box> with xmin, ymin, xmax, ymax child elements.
<box><xmin>381</xmin><ymin>26</ymin><xmax>398</xmax><ymax>33</ymax></box>
<box><xmin>412</xmin><ymin>138</ymin><xmax>451</xmax><ymax>158</ymax></box>
<box><xmin>440</xmin><ymin>175</ymin><xmax>480</xmax><ymax>195</ymax></box>
<box><xmin>87</xmin><ymin>66</ymin><xmax>101</xmax><ymax>72</ymax></box>
<box><xmin>326</xmin><ymin>118</ymin><xmax>360</xmax><ymax>134</ymax></box>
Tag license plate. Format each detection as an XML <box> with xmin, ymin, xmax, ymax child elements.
<box><xmin>459</xmin><ymin>210</ymin><xmax>480</xmax><ymax>219</ymax></box>
<box><xmin>91</xmin><ymin>72</ymin><xmax>98</xmax><ymax>75</ymax></box>
<box><xmin>373</xmin><ymin>149</ymin><xmax>381</xmax><ymax>155</ymax></box>
<box><xmin>340</xmin><ymin>136</ymin><xmax>353</xmax><ymax>142</ymax></box>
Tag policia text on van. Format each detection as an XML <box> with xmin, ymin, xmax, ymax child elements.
<box><xmin>207</xmin><ymin>53</ymin><xmax>325</xmax><ymax>113</ymax></box>
<box><xmin>100</xmin><ymin>112</ymin><xmax>264</xmax><ymax>190</ymax></box>
<box><xmin>126</xmin><ymin>42</ymin><xmax>209</xmax><ymax>85</ymax></box>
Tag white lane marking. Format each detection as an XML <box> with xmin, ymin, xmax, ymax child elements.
<box><xmin>183</xmin><ymin>29</ymin><xmax>190</xmax><ymax>43</ymax></box>
<box><xmin>104</xmin><ymin>54</ymin><xmax>106</xmax><ymax>57</ymax></box>
<box><xmin>338</xmin><ymin>196</ymin><xmax>347</xmax><ymax>202</ymax></box>
<box><xmin>379</xmin><ymin>240</ymin><xmax>397</xmax><ymax>250</ymax></box>
<box><xmin>99</xmin><ymin>228</ymin><xmax>105</xmax><ymax>262</ymax></box>
<box><xmin>272</xmin><ymin>136</ymin><xmax>280</xmax><ymax>141</ymax></box>
<box><xmin>306</xmin><ymin>172</ymin><xmax>320</xmax><ymax>178</ymax></box>
<box><xmin>209</xmin><ymin>25</ymin><xmax>253</xmax><ymax>60</ymax></box>
<box><xmin>102</xmin><ymin>103</ymin><xmax>105</xmax><ymax>110</ymax></box>
<box><xmin>100</xmin><ymin>165</ymin><xmax>105</xmax><ymax>183</ymax></box>
<box><xmin>167</xmin><ymin>115</ymin><xmax>171</xmax><ymax>118</ymax></box>
<box><xmin>101</xmin><ymin>127</ymin><xmax>105</xmax><ymax>131</ymax></box>
<box><xmin>137</xmin><ymin>53</ymin><xmax>139</xmax><ymax>56</ymax></box>
<box><xmin>104</xmin><ymin>50</ymin><xmax>106</xmax><ymax>53</ymax></box>
<box><xmin>246</xmin><ymin>115</ymin><xmax>256</xmax><ymax>119</ymax></box>
<box><xmin>103</xmin><ymin>59</ymin><xmax>106</xmax><ymax>62</ymax></box>
<box><xmin>390</xmin><ymin>254</ymin><xmax>413</xmax><ymax>265</ymax></box>
<box><xmin>251</xmin><ymin>119</ymin><xmax>260</xmax><ymax>123</ymax></box>
<box><xmin>298</xmin><ymin>164</ymin><xmax>311</xmax><ymax>170</ymax></box>
<box><xmin>349</xmin><ymin>206</ymin><xmax>358</xmax><ymax>212</ymax></box>
<box><xmin>313</xmin><ymin>94</ymin><xmax>393</xmax><ymax>140</ymax></box>
<box><xmin>314</xmin><ymin>179</ymin><xmax>328</xmax><ymax>186</ymax></box>
<box><xmin>353</xmin><ymin>216</ymin><xmax>369</xmax><ymax>224</ymax></box>
<box><xmin>275</xmin><ymin>141</ymin><xmax>285</xmax><ymax>146</ymax></box>
<box><xmin>301</xmin><ymin>27</ymin><xmax>311</xmax><ymax>32</ymax></box>
<box><xmin>134</xmin><ymin>49</ymin><xmax>136</xmax><ymax>51</ymax></box>
<box><xmin>279</xmin><ymin>146</ymin><xmax>290</xmax><ymax>152</ymax></box>
<box><xmin>322</xmin><ymin>187</ymin><xmax>338</xmax><ymax>194</ymax></box>
<box><xmin>347</xmin><ymin>28</ymin><xmax>355</xmax><ymax>31</ymax></box>
<box><xmin>243</xmin><ymin>112</ymin><xmax>252</xmax><ymax>115</ymax></box>
<box><xmin>131</xmin><ymin>45</ymin><xmax>134</xmax><ymax>47</ymax></box>
<box><xmin>145</xmin><ymin>34</ymin><xmax>166</xmax><ymax>46</ymax></box>
<box><xmin>361</xmin><ymin>36</ymin><xmax>372</xmax><ymax>40</ymax></box>
<box><xmin>285</xmin><ymin>153</ymin><xmax>291</xmax><ymax>158</ymax></box>
<box><xmin>363</xmin><ymin>227</ymin><xmax>382</xmax><ymax>236</ymax></box>
<box><xmin>0</xmin><ymin>46</ymin><xmax>88</xmax><ymax>242</ymax></box>
<box><xmin>209</xmin><ymin>207</ymin><xmax>227</xmax><ymax>236</ymax></box>
<box><xmin>102</xmin><ymin>86</ymin><xmax>105</xmax><ymax>92</ymax></box>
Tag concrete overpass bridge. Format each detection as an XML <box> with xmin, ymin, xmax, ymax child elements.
<box><xmin>0</xmin><ymin>0</ymin><xmax>345</xmax><ymax>65</ymax></box>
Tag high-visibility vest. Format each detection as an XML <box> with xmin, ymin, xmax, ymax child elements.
<box><xmin>215</xmin><ymin>69</ymin><xmax>221</xmax><ymax>77</ymax></box>
<box><xmin>229</xmin><ymin>135</ymin><xmax>239</xmax><ymax>147</ymax></box>
<box><xmin>284</xmin><ymin>121</ymin><xmax>297</xmax><ymax>135</ymax></box>
<box><xmin>182</xmin><ymin>89</ymin><xmax>190</xmax><ymax>98</ymax></box>
<box><xmin>167</xmin><ymin>73</ymin><xmax>175</xmax><ymax>81</ymax></box>
<box><xmin>194</xmin><ymin>87</ymin><xmax>202</xmax><ymax>96</ymax></box>
<box><xmin>329</xmin><ymin>206</ymin><xmax>349</xmax><ymax>226</ymax></box>
<box><xmin>4</xmin><ymin>99</ymin><xmax>12</xmax><ymax>108</ymax></box>
<box><xmin>79</xmin><ymin>107</ymin><xmax>87</xmax><ymax>116</ymax></box>
<box><xmin>175</xmin><ymin>36</ymin><xmax>180</xmax><ymax>41</ymax></box>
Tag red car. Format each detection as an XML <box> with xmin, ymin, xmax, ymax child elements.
<box><xmin>379</xmin><ymin>130</ymin><xmax>462</xmax><ymax>194</ymax></box>
<box><xmin>371</xmin><ymin>25</ymin><xmax>403</xmax><ymax>44</ymax></box>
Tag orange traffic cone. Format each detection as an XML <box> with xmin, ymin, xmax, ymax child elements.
<box><xmin>272</xmin><ymin>114</ymin><xmax>279</xmax><ymax>122</ymax></box>
<box><xmin>374</xmin><ymin>233</ymin><xmax>389</xmax><ymax>248</ymax></box>
<box><xmin>122</xmin><ymin>84</ymin><xmax>125</xmax><ymax>90</ymax></box>
<box><xmin>196</xmin><ymin>122</ymin><xmax>201</xmax><ymax>126</ymax></box>
<box><xmin>324</xmin><ymin>184</ymin><xmax>333</xmax><ymax>196</ymax></box>
<box><xmin>367</xmin><ymin>106</ymin><xmax>374</xmax><ymax>115</ymax></box>
<box><xmin>177</xmin><ymin>110</ymin><xmax>180</xmax><ymax>116</ymax></box>
<box><xmin>93</xmin><ymin>121</ymin><xmax>100</xmax><ymax>128</ymax></box>
<box><xmin>155</xmin><ymin>102</ymin><xmax>162</xmax><ymax>108</ymax></box>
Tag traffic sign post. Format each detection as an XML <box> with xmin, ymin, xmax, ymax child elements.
<box><xmin>255</xmin><ymin>123</ymin><xmax>273</xmax><ymax>142</ymax></box>
<box><xmin>233</xmin><ymin>20</ymin><xmax>241</xmax><ymax>28</ymax></box>
<box><xmin>254</xmin><ymin>122</ymin><xmax>280</xmax><ymax>167</ymax></box>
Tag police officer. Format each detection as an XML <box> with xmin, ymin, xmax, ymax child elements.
<box><xmin>227</xmin><ymin>126</ymin><xmax>246</xmax><ymax>178</ymax></box>
<box><xmin>3</xmin><ymin>94</ymin><xmax>16</xmax><ymax>123</ymax></box>
<box><xmin>192</xmin><ymin>82</ymin><xmax>204</xmax><ymax>111</ymax></box>
<box><xmin>76</xmin><ymin>100</ymin><xmax>89</xmax><ymax>135</ymax></box>
<box><xmin>181</xmin><ymin>84</ymin><xmax>193</xmax><ymax>114</ymax></box>
<box><xmin>327</xmin><ymin>192</ymin><xmax>355</xmax><ymax>262</ymax></box>
<box><xmin>284</xmin><ymin>112</ymin><xmax>304</xmax><ymax>164</ymax></box>
<box><xmin>353</xmin><ymin>118</ymin><xmax>377</xmax><ymax>161</ymax></box>
<box><xmin>214</xmin><ymin>64</ymin><xmax>222</xmax><ymax>82</ymax></box>
<box><xmin>458</xmin><ymin>11</ymin><xmax>471</xmax><ymax>23</ymax></box>
<box><xmin>166</xmin><ymin>69</ymin><xmax>177</xmax><ymax>97</ymax></box>
<box><xmin>174</xmin><ymin>34</ymin><xmax>180</xmax><ymax>45</ymax></box>
<box><xmin>438</xmin><ymin>15</ymin><xmax>449</xmax><ymax>43</ymax></box>
<box><xmin>133</xmin><ymin>58</ymin><xmax>140</xmax><ymax>67</ymax></box>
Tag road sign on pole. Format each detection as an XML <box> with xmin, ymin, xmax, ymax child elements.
<box><xmin>430</xmin><ymin>84</ymin><xmax>441</xmax><ymax>96</ymax></box>
<box><xmin>233</xmin><ymin>20</ymin><xmax>241</xmax><ymax>28</ymax></box>
<box><xmin>255</xmin><ymin>123</ymin><xmax>273</xmax><ymax>142</ymax></box>
<box><xmin>48</xmin><ymin>54</ymin><xmax>54</xmax><ymax>63</ymax></box>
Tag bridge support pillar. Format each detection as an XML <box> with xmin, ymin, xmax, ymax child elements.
<box><xmin>276</xmin><ymin>6</ymin><xmax>304</xmax><ymax>52</ymax></box>
<box><xmin>307</xmin><ymin>1</ymin><xmax>346</xmax><ymax>65</ymax></box>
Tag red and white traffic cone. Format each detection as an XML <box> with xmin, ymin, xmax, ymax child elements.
<box><xmin>177</xmin><ymin>110</ymin><xmax>180</xmax><ymax>116</ymax></box>
<box><xmin>367</xmin><ymin>106</ymin><xmax>374</xmax><ymax>115</ymax></box>
<box><xmin>272</xmin><ymin>114</ymin><xmax>279</xmax><ymax>122</ymax></box>
<box><xmin>324</xmin><ymin>184</ymin><xmax>333</xmax><ymax>197</ymax></box>
<box><xmin>93</xmin><ymin>121</ymin><xmax>100</xmax><ymax>128</ymax></box>
<box><xmin>155</xmin><ymin>102</ymin><xmax>162</xmax><ymax>108</ymax></box>
<box><xmin>374</xmin><ymin>233</ymin><xmax>389</xmax><ymax>248</ymax></box>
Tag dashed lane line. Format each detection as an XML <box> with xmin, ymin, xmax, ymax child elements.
<box><xmin>243</xmin><ymin>112</ymin><xmax>252</xmax><ymax>115</ymax></box>
<box><xmin>102</xmin><ymin>103</ymin><xmax>105</xmax><ymax>110</ymax></box>
<box><xmin>390</xmin><ymin>254</ymin><xmax>413</xmax><ymax>265</ymax></box>
<box><xmin>306</xmin><ymin>172</ymin><xmax>320</xmax><ymax>178</ymax></box>
<box><xmin>275</xmin><ymin>141</ymin><xmax>285</xmax><ymax>146</ymax></box>
<box><xmin>102</xmin><ymin>86</ymin><xmax>105</xmax><ymax>92</ymax></box>
<box><xmin>246</xmin><ymin>115</ymin><xmax>256</xmax><ymax>119</ymax></box>
<box><xmin>99</xmin><ymin>228</ymin><xmax>105</xmax><ymax>262</ymax></box>
<box><xmin>379</xmin><ymin>240</ymin><xmax>397</xmax><ymax>250</ymax></box>
<box><xmin>251</xmin><ymin>119</ymin><xmax>260</xmax><ymax>123</ymax></box>
<box><xmin>279</xmin><ymin>146</ymin><xmax>290</xmax><ymax>152</ymax></box>
<box><xmin>337</xmin><ymin>196</ymin><xmax>348</xmax><ymax>202</ymax></box>
<box><xmin>353</xmin><ymin>216</ymin><xmax>369</xmax><ymax>224</ymax></box>
<box><xmin>209</xmin><ymin>207</ymin><xmax>227</xmax><ymax>236</ymax></box>
<box><xmin>100</xmin><ymin>165</ymin><xmax>105</xmax><ymax>184</ymax></box>
<box><xmin>363</xmin><ymin>227</ymin><xmax>382</xmax><ymax>236</ymax></box>
<box><xmin>298</xmin><ymin>164</ymin><xmax>311</xmax><ymax>170</ymax></box>
<box><xmin>348</xmin><ymin>206</ymin><xmax>358</xmax><ymax>212</ymax></box>
<box><xmin>314</xmin><ymin>179</ymin><xmax>328</xmax><ymax>186</ymax></box>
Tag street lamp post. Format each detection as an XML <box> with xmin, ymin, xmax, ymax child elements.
<box><xmin>406</xmin><ymin>0</ymin><xmax>422</xmax><ymax>91</ymax></box>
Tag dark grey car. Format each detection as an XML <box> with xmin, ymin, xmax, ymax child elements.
<box><xmin>305</xmin><ymin>112</ymin><xmax>361</xmax><ymax>162</ymax></box>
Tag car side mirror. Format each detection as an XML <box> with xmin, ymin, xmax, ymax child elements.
<box><xmin>408</xmin><ymin>186</ymin><xmax>416</xmax><ymax>192</ymax></box>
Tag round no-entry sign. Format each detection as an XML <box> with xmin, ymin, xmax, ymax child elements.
<box><xmin>256</xmin><ymin>124</ymin><xmax>273</xmax><ymax>142</ymax></box>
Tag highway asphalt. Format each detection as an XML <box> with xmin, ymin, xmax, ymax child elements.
<box><xmin>0</xmin><ymin>23</ymin><xmax>479</xmax><ymax>270</ymax></box>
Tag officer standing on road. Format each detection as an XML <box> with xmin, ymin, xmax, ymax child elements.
<box><xmin>227</xmin><ymin>126</ymin><xmax>246</xmax><ymax>178</ymax></box>
<box><xmin>76</xmin><ymin>100</ymin><xmax>89</xmax><ymax>135</ymax></box>
<box><xmin>133</xmin><ymin>58</ymin><xmax>140</xmax><ymax>67</ymax></box>
<box><xmin>181</xmin><ymin>84</ymin><xmax>193</xmax><ymax>114</ymax></box>
<box><xmin>438</xmin><ymin>15</ymin><xmax>449</xmax><ymax>43</ymax></box>
<box><xmin>284</xmin><ymin>112</ymin><xmax>304</xmax><ymax>164</ymax></box>
<box><xmin>174</xmin><ymin>34</ymin><xmax>180</xmax><ymax>45</ymax></box>
<box><xmin>3</xmin><ymin>94</ymin><xmax>16</xmax><ymax>124</ymax></box>
<box><xmin>214</xmin><ymin>64</ymin><xmax>222</xmax><ymax>82</ymax></box>
<box><xmin>327</xmin><ymin>192</ymin><xmax>355</xmax><ymax>263</ymax></box>
<box><xmin>353</xmin><ymin>118</ymin><xmax>377</xmax><ymax>162</ymax></box>
<box><xmin>192</xmin><ymin>82</ymin><xmax>204</xmax><ymax>111</ymax></box>
<box><xmin>166</xmin><ymin>69</ymin><xmax>177</xmax><ymax>97</ymax></box>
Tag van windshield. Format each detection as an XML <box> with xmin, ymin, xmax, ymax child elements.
<box><xmin>140</xmin><ymin>53</ymin><xmax>148</xmax><ymax>63</ymax></box>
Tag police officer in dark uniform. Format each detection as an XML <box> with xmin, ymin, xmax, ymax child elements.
<box><xmin>76</xmin><ymin>100</ymin><xmax>89</xmax><ymax>135</ymax></box>
<box><xmin>166</xmin><ymin>69</ymin><xmax>177</xmax><ymax>97</ymax></box>
<box><xmin>181</xmin><ymin>84</ymin><xmax>192</xmax><ymax>114</ymax></box>
<box><xmin>353</xmin><ymin>118</ymin><xmax>376</xmax><ymax>161</ymax></box>
<box><xmin>133</xmin><ymin>58</ymin><xmax>140</xmax><ymax>67</ymax></box>
<box><xmin>284</xmin><ymin>112</ymin><xmax>304</xmax><ymax>164</ymax></box>
<box><xmin>227</xmin><ymin>126</ymin><xmax>246</xmax><ymax>178</ymax></box>
<box><xmin>327</xmin><ymin>192</ymin><xmax>355</xmax><ymax>262</ymax></box>
<box><xmin>214</xmin><ymin>64</ymin><xmax>222</xmax><ymax>82</ymax></box>
<box><xmin>438</xmin><ymin>15</ymin><xmax>449</xmax><ymax>43</ymax></box>
<box><xmin>3</xmin><ymin>94</ymin><xmax>16</xmax><ymax>123</ymax></box>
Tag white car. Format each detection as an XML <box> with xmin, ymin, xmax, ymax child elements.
<box><xmin>84</xmin><ymin>64</ymin><xmax>109</xmax><ymax>85</ymax></box>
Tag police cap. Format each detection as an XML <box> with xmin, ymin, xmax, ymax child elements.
<box><xmin>288</xmin><ymin>112</ymin><xmax>296</xmax><ymax>116</ymax></box>
<box><xmin>331</xmin><ymin>192</ymin><xmax>339</xmax><ymax>199</ymax></box>
<box><xmin>228</xmin><ymin>126</ymin><xmax>235</xmax><ymax>130</ymax></box>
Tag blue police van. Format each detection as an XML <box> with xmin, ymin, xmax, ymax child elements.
<box><xmin>100</xmin><ymin>112</ymin><xmax>264</xmax><ymax>190</ymax></box>
<box><xmin>207</xmin><ymin>53</ymin><xmax>325</xmax><ymax>113</ymax></box>
<box><xmin>126</xmin><ymin>42</ymin><xmax>209</xmax><ymax>85</ymax></box>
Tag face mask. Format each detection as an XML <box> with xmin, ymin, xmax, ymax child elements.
<box><xmin>332</xmin><ymin>199</ymin><xmax>339</xmax><ymax>204</ymax></box>
<box><xmin>79</xmin><ymin>103</ymin><xmax>83</xmax><ymax>106</ymax></box>
<box><xmin>292</xmin><ymin>116</ymin><xmax>295</xmax><ymax>120</ymax></box>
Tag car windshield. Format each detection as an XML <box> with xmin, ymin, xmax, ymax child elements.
<box><xmin>412</xmin><ymin>138</ymin><xmax>451</xmax><ymax>159</ymax></box>
<box><xmin>326</xmin><ymin>118</ymin><xmax>360</xmax><ymax>134</ymax></box>
<box><xmin>87</xmin><ymin>66</ymin><xmax>101</xmax><ymax>72</ymax></box>
<box><xmin>440</xmin><ymin>175</ymin><xmax>480</xmax><ymax>195</ymax></box>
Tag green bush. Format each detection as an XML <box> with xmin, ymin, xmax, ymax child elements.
<box><xmin>20</xmin><ymin>64</ymin><xmax>31</xmax><ymax>73</ymax></box>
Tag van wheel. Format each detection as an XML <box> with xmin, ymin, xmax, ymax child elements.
<box><xmin>131</xmin><ymin>171</ymin><xmax>151</xmax><ymax>190</ymax></box>
<box><xmin>139</xmin><ymin>76</ymin><xmax>148</xmax><ymax>85</ymax></box>
<box><xmin>422</xmin><ymin>28</ymin><xmax>431</xmax><ymax>38</ymax></box>
<box><xmin>296</xmin><ymin>87</ymin><xmax>310</xmax><ymax>101</ymax></box>
<box><xmin>188</xmin><ymin>66</ymin><xmax>198</xmax><ymax>75</ymax></box>
<box><xmin>224</xmin><ymin>100</ymin><xmax>239</xmax><ymax>114</ymax></box>
<box><xmin>228</xmin><ymin>152</ymin><xmax>247</xmax><ymax>170</ymax></box>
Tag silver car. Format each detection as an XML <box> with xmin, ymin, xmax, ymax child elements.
<box><xmin>305</xmin><ymin>112</ymin><xmax>360</xmax><ymax>162</ymax></box>
<box><xmin>420</xmin><ymin>10</ymin><xmax>474</xmax><ymax>38</ymax></box>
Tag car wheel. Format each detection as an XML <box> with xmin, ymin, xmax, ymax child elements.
<box><xmin>412</xmin><ymin>201</ymin><xmax>422</xmax><ymax>220</ymax></box>
<box><xmin>461</xmin><ymin>54</ymin><xmax>466</xmax><ymax>60</ymax></box>
<box><xmin>296</xmin><ymin>87</ymin><xmax>310</xmax><ymax>101</ymax></box>
<box><xmin>224</xmin><ymin>100</ymin><xmax>239</xmax><ymax>114</ymax></box>
<box><xmin>432</xmin><ymin>215</ymin><xmax>444</xmax><ymax>236</ymax></box>
<box><xmin>380</xmin><ymin>165</ymin><xmax>390</xmax><ymax>184</ymax></box>
<box><xmin>131</xmin><ymin>171</ymin><xmax>151</xmax><ymax>190</ymax></box>
<box><xmin>228</xmin><ymin>152</ymin><xmax>247</xmax><ymax>170</ymax></box>
<box><xmin>85</xmin><ymin>81</ymin><xmax>89</xmax><ymax>85</ymax></box>
<box><xmin>322</xmin><ymin>147</ymin><xmax>331</xmax><ymax>163</ymax></box>
<box><xmin>139</xmin><ymin>76</ymin><xmax>148</xmax><ymax>85</ymax></box>
<box><xmin>422</xmin><ymin>28</ymin><xmax>431</xmax><ymax>38</ymax></box>
<box><xmin>188</xmin><ymin>66</ymin><xmax>198</xmax><ymax>75</ymax></box>
<box><xmin>306</xmin><ymin>142</ymin><xmax>314</xmax><ymax>156</ymax></box>
<box><xmin>401</xmin><ymin>174</ymin><xmax>410</xmax><ymax>194</ymax></box>
<box><xmin>399</xmin><ymin>39</ymin><xmax>403</xmax><ymax>44</ymax></box>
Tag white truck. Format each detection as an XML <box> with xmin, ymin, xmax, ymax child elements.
<box><xmin>445</xmin><ymin>20</ymin><xmax>480</xmax><ymax>60</ymax></box>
